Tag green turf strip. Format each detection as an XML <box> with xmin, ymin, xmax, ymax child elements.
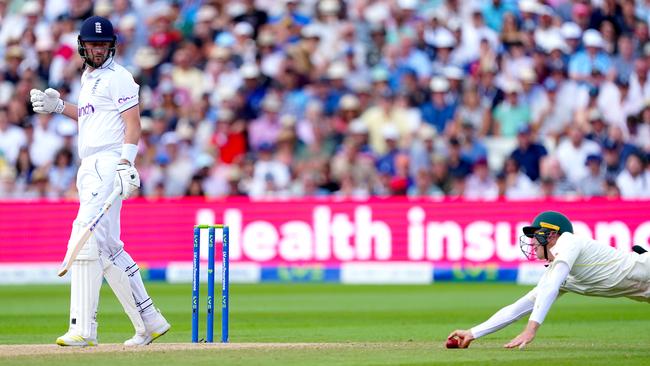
<box><xmin>1</xmin><ymin>283</ymin><xmax>649</xmax><ymax>365</ymax></box>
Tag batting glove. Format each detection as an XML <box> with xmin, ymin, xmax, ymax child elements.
<box><xmin>30</xmin><ymin>88</ymin><xmax>65</xmax><ymax>114</ymax></box>
<box><xmin>114</xmin><ymin>163</ymin><xmax>141</xmax><ymax>199</ymax></box>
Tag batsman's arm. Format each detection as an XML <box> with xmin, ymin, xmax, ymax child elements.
<box><xmin>119</xmin><ymin>105</ymin><xmax>142</xmax><ymax>165</ymax></box>
<box><xmin>61</xmin><ymin>102</ymin><xmax>78</xmax><ymax>121</ymax></box>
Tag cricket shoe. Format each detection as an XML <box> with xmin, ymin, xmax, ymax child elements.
<box><xmin>123</xmin><ymin>309</ymin><xmax>171</xmax><ymax>346</ymax></box>
<box><xmin>56</xmin><ymin>332</ymin><xmax>98</xmax><ymax>347</ymax></box>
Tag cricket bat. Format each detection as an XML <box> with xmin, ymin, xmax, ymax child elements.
<box><xmin>57</xmin><ymin>188</ymin><xmax>122</xmax><ymax>277</ymax></box>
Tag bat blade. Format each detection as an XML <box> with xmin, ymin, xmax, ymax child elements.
<box><xmin>57</xmin><ymin>188</ymin><xmax>121</xmax><ymax>277</ymax></box>
<box><xmin>57</xmin><ymin>228</ymin><xmax>93</xmax><ymax>277</ymax></box>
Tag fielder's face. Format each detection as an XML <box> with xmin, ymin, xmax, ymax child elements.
<box><xmin>83</xmin><ymin>41</ymin><xmax>111</xmax><ymax>66</ymax></box>
<box><xmin>534</xmin><ymin>239</ymin><xmax>546</xmax><ymax>260</ymax></box>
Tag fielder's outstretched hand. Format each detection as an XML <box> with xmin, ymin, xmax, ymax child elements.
<box><xmin>504</xmin><ymin>328</ymin><xmax>536</xmax><ymax>349</ymax></box>
<box><xmin>447</xmin><ymin>329</ymin><xmax>474</xmax><ymax>348</ymax></box>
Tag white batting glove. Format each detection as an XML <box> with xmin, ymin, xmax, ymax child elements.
<box><xmin>30</xmin><ymin>88</ymin><xmax>65</xmax><ymax>114</ymax></box>
<box><xmin>114</xmin><ymin>163</ymin><xmax>141</xmax><ymax>199</ymax></box>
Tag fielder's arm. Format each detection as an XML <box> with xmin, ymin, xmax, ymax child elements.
<box><xmin>448</xmin><ymin>289</ymin><xmax>537</xmax><ymax>348</ymax></box>
<box><xmin>504</xmin><ymin>261</ymin><xmax>570</xmax><ymax>349</ymax></box>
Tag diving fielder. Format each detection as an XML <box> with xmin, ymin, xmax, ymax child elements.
<box><xmin>30</xmin><ymin>16</ymin><xmax>170</xmax><ymax>346</ymax></box>
<box><xmin>449</xmin><ymin>210</ymin><xmax>650</xmax><ymax>349</ymax></box>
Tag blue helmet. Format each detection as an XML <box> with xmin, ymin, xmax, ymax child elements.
<box><xmin>77</xmin><ymin>16</ymin><xmax>116</xmax><ymax>68</ymax></box>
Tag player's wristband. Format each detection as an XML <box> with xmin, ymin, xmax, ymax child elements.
<box><xmin>54</xmin><ymin>99</ymin><xmax>65</xmax><ymax>114</ymax></box>
<box><xmin>120</xmin><ymin>143</ymin><xmax>138</xmax><ymax>165</ymax></box>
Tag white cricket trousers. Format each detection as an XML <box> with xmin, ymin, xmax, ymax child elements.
<box><xmin>67</xmin><ymin>151</ymin><xmax>156</xmax><ymax>339</ymax></box>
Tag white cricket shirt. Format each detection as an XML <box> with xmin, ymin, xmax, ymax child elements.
<box><xmin>76</xmin><ymin>59</ymin><xmax>139</xmax><ymax>159</ymax></box>
<box><xmin>551</xmin><ymin>232</ymin><xmax>639</xmax><ymax>297</ymax></box>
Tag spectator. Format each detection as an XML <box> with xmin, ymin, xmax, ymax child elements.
<box><xmin>431</xmin><ymin>154</ymin><xmax>452</xmax><ymax>195</ymax></box>
<box><xmin>48</xmin><ymin>147</ymin><xmax>75</xmax><ymax>198</ymax></box>
<box><xmin>0</xmin><ymin>106</ymin><xmax>26</xmax><ymax>166</ymax></box>
<box><xmin>361</xmin><ymin>89</ymin><xmax>413</xmax><ymax>155</ymax></box>
<box><xmin>493</xmin><ymin>80</ymin><xmax>531</xmax><ymax>137</ymax></box>
<box><xmin>1</xmin><ymin>0</ymin><xmax>650</xmax><ymax>200</ymax></box>
<box><xmin>555</xmin><ymin>127</ymin><xmax>601</xmax><ymax>185</ymax></box>
<box><xmin>510</xmin><ymin>125</ymin><xmax>547</xmax><ymax>183</ymax></box>
<box><xmin>615</xmin><ymin>152</ymin><xmax>650</xmax><ymax>198</ymax></box>
<box><xmin>568</xmin><ymin>29</ymin><xmax>612</xmax><ymax>84</ymax></box>
<box><xmin>13</xmin><ymin>146</ymin><xmax>34</xmax><ymax>195</ymax></box>
<box><xmin>30</xmin><ymin>113</ymin><xmax>63</xmax><ymax>167</ymax></box>
<box><xmin>458</xmin><ymin>121</ymin><xmax>488</xmax><ymax>165</ymax></box>
<box><xmin>453</xmin><ymin>87</ymin><xmax>490</xmax><ymax>137</ymax></box>
<box><xmin>446</xmin><ymin>137</ymin><xmax>472</xmax><ymax>179</ymax></box>
<box><xmin>248</xmin><ymin>94</ymin><xmax>283</xmax><ymax>151</ymax></box>
<box><xmin>604</xmin><ymin>178</ymin><xmax>621</xmax><ymax>199</ymax></box>
<box><xmin>420</xmin><ymin>77</ymin><xmax>456</xmax><ymax>134</ymax></box>
<box><xmin>502</xmin><ymin>157</ymin><xmax>539</xmax><ymax>200</ymax></box>
<box><xmin>585</xmin><ymin>110</ymin><xmax>610</xmax><ymax>146</ymax></box>
<box><xmin>409</xmin><ymin>125</ymin><xmax>437</xmax><ymax>178</ymax></box>
<box><xmin>577</xmin><ymin>154</ymin><xmax>606</xmax><ymax>197</ymax></box>
<box><xmin>185</xmin><ymin>174</ymin><xmax>206</xmax><ymax>197</ymax></box>
<box><xmin>464</xmin><ymin>158</ymin><xmax>498</xmax><ymax>200</ymax></box>
<box><xmin>249</xmin><ymin>143</ymin><xmax>291</xmax><ymax>198</ymax></box>
<box><xmin>634</xmin><ymin>102</ymin><xmax>650</xmax><ymax>152</ymax></box>
<box><xmin>539</xmin><ymin>156</ymin><xmax>577</xmax><ymax>197</ymax></box>
<box><xmin>613</xmin><ymin>34</ymin><xmax>637</xmax><ymax>80</ymax></box>
<box><xmin>532</xmin><ymin>78</ymin><xmax>574</xmax><ymax>141</ymax></box>
<box><xmin>375</xmin><ymin>125</ymin><xmax>402</xmax><ymax>177</ymax></box>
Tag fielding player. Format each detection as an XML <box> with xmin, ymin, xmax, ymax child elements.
<box><xmin>30</xmin><ymin>16</ymin><xmax>170</xmax><ymax>346</ymax></box>
<box><xmin>448</xmin><ymin>210</ymin><xmax>650</xmax><ymax>349</ymax></box>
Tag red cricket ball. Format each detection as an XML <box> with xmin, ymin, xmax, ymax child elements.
<box><xmin>446</xmin><ymin>337</ymin><xmax>459</xmax><ymax>349</ymax></box>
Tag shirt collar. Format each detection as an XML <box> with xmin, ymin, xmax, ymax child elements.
<box><xmin>85</xmin><ymin>58</ymin><xmax>115</xmax><ymax>79</ymax></box>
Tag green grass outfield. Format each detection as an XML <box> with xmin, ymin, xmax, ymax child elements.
<box><xmin>1</xmin><ymin>283</ymin><xmax>649</xmax><ymax>365</ymax></box>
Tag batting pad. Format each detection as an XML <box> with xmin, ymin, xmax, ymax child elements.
<box><xmin>69</xmin><ymin>259</ymin><xmax>102</xmax><ymax>339</ymax></box>
<box><xmin>102</xmin><ymin>256</ymin><xmax>146</xmax><ymax>335</ymax></box>
<box><xmin>70</xmin><ymin>220</ymin><xmax>99</xmax><ymax>261</ymax></box>
<box><xmin>110</xmin><ymin>250</ymin><xmax>157</xmax><ymax>321</ymax></box>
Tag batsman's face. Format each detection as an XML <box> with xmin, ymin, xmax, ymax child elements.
<box><xmin>84</xmin><ymin>41</ymin><xmax>111</xmax><ymax>64</ymax></box>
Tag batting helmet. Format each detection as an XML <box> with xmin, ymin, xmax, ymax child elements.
<box><xmin>522</xmin><ymin>211</ymin><xmax>573</xmax><ymax>239</ymax></box>
<box><xmin>77</xmin><ymin>16</ymin><xmax>116</xmax><ymax>68</ymax></box>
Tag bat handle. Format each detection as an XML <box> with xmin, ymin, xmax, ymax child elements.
<box><xmin>104</xmin><ymin>188</ymin><xmax>122</xmax><ymax>209</ymax></box>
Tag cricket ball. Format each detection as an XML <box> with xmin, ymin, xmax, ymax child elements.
<box><xmin>445</xmin><ymin>337</ymin><xmax>459</xmax><ymax>349</ymax></box>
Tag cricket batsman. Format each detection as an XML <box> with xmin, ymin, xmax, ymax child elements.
<box><xmin>448</xmin><ymin>210</ymin><xmax>650</xmax><ymax>349</ymax></box>
<box><xmin>30</xmin><ymin>16</ymin><xmax>170</xmax><ymax>346</ymax></box>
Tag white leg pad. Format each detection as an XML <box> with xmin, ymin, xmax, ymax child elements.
<box><xmin>101</xmin><ymin>255</ymin><xmax>146</xmax><ymax>335</ymax></box>
<box><xmin>109</xmin><ymin>249</ymin><xmax>157</xmax><ymax>321</ymax></box>
<box><xmin>69</xmin><ymin>259</ymin><xmax>102</xmax><ymax>339</ymax></box>
<box><xmin>71</xmin><ymin>220</ymin><xmax>99</xmax><ymax>261</ymax></box>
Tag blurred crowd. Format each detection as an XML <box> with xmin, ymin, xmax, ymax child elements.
<box><xmin>1</xmin><ymin>0</ymin><xmax>650</xmax><ymax>200</ymax></box>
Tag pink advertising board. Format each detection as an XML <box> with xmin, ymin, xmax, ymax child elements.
<box><xmin>1</xmin><ymin>198</ymin><xmax>649</xmax><ymax>267</ymax></box>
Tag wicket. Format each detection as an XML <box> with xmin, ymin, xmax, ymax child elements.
<box><xmin>192</xmin><ymin>224</ymin><xmax>229</xmax><ymax>343</ymax></box>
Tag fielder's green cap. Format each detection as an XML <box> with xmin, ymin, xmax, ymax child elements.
<box><xmin>523</xmin><ymin>211</ymin><xmax>573</xmax><ymax>238</ymax></box>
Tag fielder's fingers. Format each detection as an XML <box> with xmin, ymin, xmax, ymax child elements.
<box><xmin>504</xmin><ymin>339</ymin><xmax>518</xmax><ymax>348</ymax></box>
<box><xmin>447</xmin><ymin>330</ymin><xmax>460</xmax><ymax>339</ymax></box>
<box><xmin>518</xmin><ymin>341</ymin><xmax>527</xmax><ymax>349</ymax></box>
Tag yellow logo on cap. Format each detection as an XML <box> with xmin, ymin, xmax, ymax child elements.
<box><xmin>540</xmin><ymin>222</ymin><xmax>560</xmax><ymax>231</ymax></box>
